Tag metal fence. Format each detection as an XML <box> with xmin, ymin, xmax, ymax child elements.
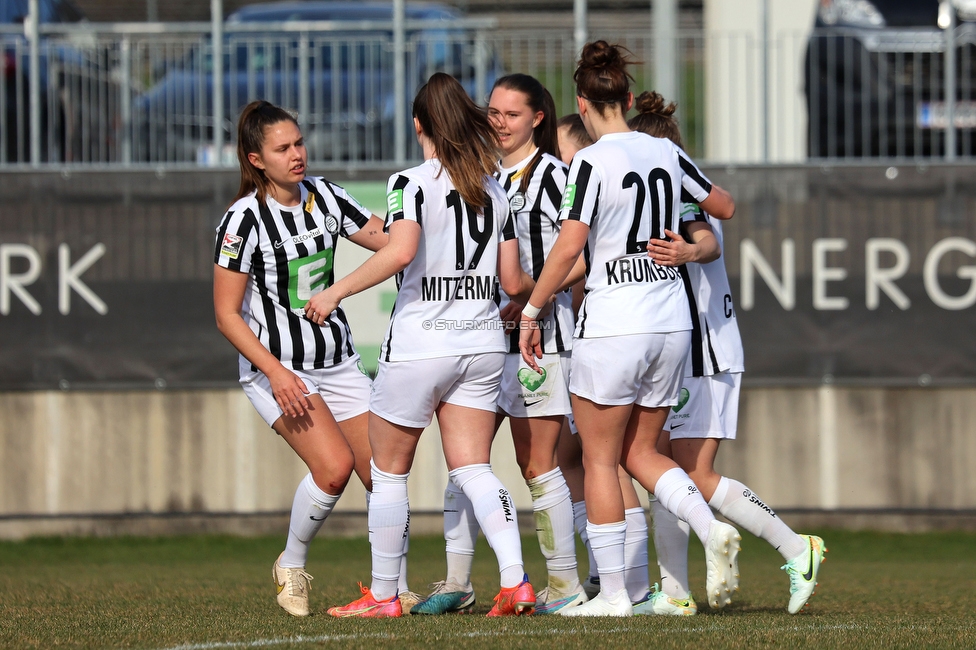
<box><xmin>4</xmin><ymin>17</ymin><xmax>976</xmax><ymax>167</ymax></box>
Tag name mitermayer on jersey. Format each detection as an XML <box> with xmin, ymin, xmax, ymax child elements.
<box><xmin>381</xmin><ymin>159</ymin><xmax>516</xmax><ymax>362</ymax></box>
<box><xmin>214</xmin><ymin>177</ymin><xmax>371</xmax><ymax>371</ymax></box>
<box><xmin>677</xmin><ymin>203</ymin><xmax>745</xmax><ymax>377</ymax></box>
<box><xmin>496</xmin><ymin>149</ymin><xmax>575</xmax><ymax>355</ymax></box>
<box><xmin>558</xmin><ymin>132</ymin><xmax>713</xmax><ymax>338</ymax></box>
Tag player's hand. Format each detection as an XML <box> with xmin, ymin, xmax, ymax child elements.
<box><xmin>648</xmin><ymin>229</ymin><xmax>694</xmax><ymax>267</ymax></box>
<box><xmin>304</xmin><ymin>288</ymin><xmax>339</xmax><ymax>326</ymax></box>
<box><xmin>518</xmin><ymin>313</ymin><xmax>544</xmax><ymax>372</ymax></box>
<box><xmin>268</xmin><ymin>366</ymin><xmax>311</xmax><ymax>419</ymax></box>
<box><xmin>498</xmin><ymin>301</ymin><xmax>522</xmax><ymax>333</ymax></box>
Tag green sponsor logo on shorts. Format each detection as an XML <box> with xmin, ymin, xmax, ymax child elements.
<box><xmin>673</xmin><ymin>387</ymin><xmax>690</xmax><ymax>412</ymax></box>
<box><xmin>387</xmin><ymin>189</ymin><xmax>404</xmax><ymax>214</ymax></box>
<box><xmin>560</xmin><ymin>184</ymin><xmax>576</xmax><ymax>210</ymax></box>
<box><xmin>287</xmin><ymin>248</ymin><xmax>334</xmax><ymax>308</ymax></box>
<box><xmin>517</xmin><ymin>367</ymin><xmax>547</xmax><ymax>392</ymax></box>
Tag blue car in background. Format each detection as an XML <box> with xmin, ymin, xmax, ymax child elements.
<box><xmin>133</xmin><ymin>1</ymin><xmax>503</xmax><ymax>163</ymax></box>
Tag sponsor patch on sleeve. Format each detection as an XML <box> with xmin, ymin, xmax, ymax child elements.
<box><xmin>387</xmin><ymin>188</ymin><xmax>404</xmax><ymax>215</ymax></box>
<box><xmin>560</xmin><ymin>184</ymin><xmax>577</xmax><ymax>210</ymax></box>
<box><xmin>220</xmin><ymin>232</ymin><xmax>243</xmax><ymax>260</ymax></box>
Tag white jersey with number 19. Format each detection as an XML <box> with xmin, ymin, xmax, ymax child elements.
<box><xmin>558</xmin><ymin>131</ymin><xmax>713</xmax><ymax>339</ymax></box>
<box><xmin>381</xmin><ymin>158</ymin><xmax>515</xmax><ymax>362</ymax></box>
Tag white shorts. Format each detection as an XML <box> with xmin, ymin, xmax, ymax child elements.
<box><xmin>240</xmin><ymin>354</ymin><xmax>372</xmax><ymax>427</ymax></box>
<box><xmin>497</xmin><ymin>351</ymin><xmax>572</xmax><ymax>418</ymax></box>
<box><xmin>370</xmin><ymin>352</ymin><xmax>505</xmax><ymax>429</ymax></box>
<box><xmin>665</xmin><ymin>372</ymin><xmax>741</xmax><ymax>440</ymax></box>
<box><xmin>570</xmin><ymin>331</ymin><xmax>690</xmax><ymax>408</ymax></box>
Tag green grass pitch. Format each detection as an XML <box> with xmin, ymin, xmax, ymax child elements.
<box><xmin>1</xmin><ymin>529</ymin><xmax>974</xmax><ymax>649</ymax></box>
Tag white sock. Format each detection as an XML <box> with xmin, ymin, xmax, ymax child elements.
<box><xmin>450</xmin><ymin>464</ymin><xmax>525</xmax><ymax>588</ymax></box>
<box><xmin>623</xmin><ymin>507</ymin><xmax>650</xmax><ymax>602</ymax></box>
<box><xmin>650</xmin><ymin>495</ymin><xmax>692</xmax><ymax>599</ymax></box>
<box><xmin>709</xmin><ymin>477</ymin><xmax>806</xmax><ymax>560</ymax></box>
<box><xmin>586</xmin><ymin>520</ymin><xmax>627</xmax><ymax>595</ymax></box>
<box><xmin>398</xmin><ymin>535</ymin><xmax>410</xmax><ymax>593</ymax></box>
<box><xmin>444</xmin><ymin>478</ymin><xmax>478</xmax><ymax>587</ymax></box>
<box><xmin>279</xmin><ymin>473</ymin><xmax>340</xmax><ymax>568</ymax></box>
<box><xmin>368</xmin><ymin>460</ymin><xmax>409</xmax><ymax>600</ymax></box>
<box><xmin>653</xmin><ymin>467</ymin><xmax>714</xmax><ymax>544</ymax></box>
<box><xmin>573</xmin><ymin>500</ymin><xmax>598</xmax><ymax>579</ymax></box>
<box><xmin>527</xmin><ymin>468</ymin><xmax>580</xmax><ymax>592</ymax></box>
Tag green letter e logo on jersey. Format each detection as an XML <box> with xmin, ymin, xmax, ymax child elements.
<box><xmin>387</xmin><ymin>189</ymin><xmax>404</xmax><ymax>216</ymax></box>
<box><xmin>288</xmin><ymin>249</ymin><xmax>334</xmax><ymax>308</ymax></box>
<box><xmin>560</xmin><ymin>184</ymin><xmax>576</xmax><ymax>210</ymax></box>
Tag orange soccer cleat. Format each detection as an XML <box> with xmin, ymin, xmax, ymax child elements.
<box><xmin>486</xmin><ymin>575</ymin><xmax>536</xmax><ymax>617</ymax></box>
<box><xmin>327</xmin><ymin>583</ymin><xmax>402</xmax><ymax>618</ymax></box>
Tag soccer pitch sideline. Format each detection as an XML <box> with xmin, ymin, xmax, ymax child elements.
<box><xmin>1</xmin><ymin>530</ymin><xmax>974</xmax><ymax>649</ymax></box>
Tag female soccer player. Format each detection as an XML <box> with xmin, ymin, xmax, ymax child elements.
<box><xmin>410</xmin><ymin>74</ymin><xmax>585</xmax><ymax>616</ymax></box>
<box><xmin>520</xmin><ymin>41</ymin><xmax>740</xmax><ymax>617</ymax></box>
<box><xmin>628</xmin><ymin>91</ymin><xmax>827</xmax><ymax>616</ymax></box>
<box><xmin>213</xmin><ymin>100</ymin><xmax>388</xmax><ymax>617</ymax></box>
<box><xmin>315</xmin><ymin>73</ymin><xmax>537</xmax><ymax>618</ymax></box>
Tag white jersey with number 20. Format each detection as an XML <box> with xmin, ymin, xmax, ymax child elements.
<box><xmin>559</xmin><ymin>131</ymin><xmax>713</xmax><ymax>339</ymax></box>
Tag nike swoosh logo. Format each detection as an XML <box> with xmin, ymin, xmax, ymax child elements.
<box><xmin>309</xmin><ymin>515</ymin><xmax>327</xmax><ymax>521</ymax></box>
<box><xmin>802</xmin><ymin>542</ymin><xmax>816</xmax><ymax>581</ymax></box>
<box><xmin>274</xmin><ymin>572</ymin><xmax>285</xmax><ymax>595</ymax></box>
<box><xmin>273</xmin><ymin>240</ymin><xmax>286</xmax><ymax>249</ymax></box>
<box><xmin>671</xmin><ymin>423</ymin><xmax>685</xmax><ymax>429</ymax></box>
<box><xmin>523</xmin><ymin>399</ymin><xmax>543</xmax><ymax>407</ymax></box>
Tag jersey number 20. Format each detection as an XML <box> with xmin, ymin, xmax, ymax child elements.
<box><xmin>622</xmin><ymin>168</ymin><xmax>674</xmax><ymax>254</ymax></box>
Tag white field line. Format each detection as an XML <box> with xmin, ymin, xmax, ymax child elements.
<box><xmin>156</xmin><ymin>621</ymin><xmax>892</xmax><ymax>650</ymax></box>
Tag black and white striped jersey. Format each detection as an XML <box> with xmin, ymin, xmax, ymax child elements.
<box><xmin>559</xmin><ymin>132</ymin><xmax>713</xmax><ymax>338</ymax></box>
<box><xmin>214</xmin><ymin>176</ymin><xmax>371</xmax><ymax>371</ymax></box>
<box><xmin>381</xmin><ymin>159</ymin><xmax>516</xmax><ymax>362</ymax></box>
<box><xmin>677</xmin><ymin>203</ymin><xmax>744</xmax><ymax>377</ymax></box>
<box><xmin>496</xmin><ymin>149</ymin><xmax>575</xmax><ymax>354</ymax></box>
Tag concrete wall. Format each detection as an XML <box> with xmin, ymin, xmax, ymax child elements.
<box><xmin>2</xmin><ymin>385</ymin><xmax>975</xmax><ymax>538</ymax></box>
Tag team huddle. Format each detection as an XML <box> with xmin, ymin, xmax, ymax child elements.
<box><xmin>213</xmin><ymin>40</ymin><xmax>827</xmax><ymax>619</ymax></box>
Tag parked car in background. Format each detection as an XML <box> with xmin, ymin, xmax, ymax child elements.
<box><xmin>133</xmin><ymin>1</ymin><xmax>503</xmax><ymax>164</ymax></box>
<box><xmin>806</xmin><ymin>0</ymin><xmax>976</xmax><ymax>158</ymax></box>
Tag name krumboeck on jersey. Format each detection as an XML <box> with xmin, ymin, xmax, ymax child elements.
<box><xmin>604</xmin><ymin>256</ymin><xmax>681</xmax><ymax>286</ymax></box>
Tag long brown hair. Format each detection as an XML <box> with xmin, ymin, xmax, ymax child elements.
<box><xmin>627</xmin><ymin>91</ymin><xmax>684</xmax><ymax>148</ymax></box>
<box><xmin>492</xmin><ymin>73</ymin><xmax>560</xmax><ymax>194</ymax></box>
<box><xmin>233</xmin><ymin>100</ymin><xmax>300</xmax><ymax>204</ymax></box>
<box><xmin>413</xmin><ymin>72</ymin><xmax>499</xmax><ymax>208</ymax></box>
<box><xmin>573</xmin><ymin>40</ymin><xmax>637</xmax><ymax>117</ymax></box>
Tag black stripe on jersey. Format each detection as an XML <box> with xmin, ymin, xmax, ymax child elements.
<box><xmin>566</xmin><ymin>161</ymin><xmax>593</xmax><ymax>221</ymax></box>
<box><xmin>552</xmin><ymin>292</ymin><xmax>566</xmax><ymax>352</ymax></box>
<box><xmin>502</xmin><ymin>209</ymin><xmax>517</xmax><ymax>241</ymax></box>
<box><xmin>678</xmin><ymin>264</ymin><xmax>705</xmax><ymax>377</ymax></box>
<box><xmin>577</xmin><ymin>296</ymin><xmax>588</xmax><ymax>338</ymax></box>
<box><xmin>255</xmin><ymin>203</ymin><xmax>288</xmax><ymax>362</ymax></box>
<box><xmin>334</xmin><ymin>308</ymin><xmax>357</xmax><ymax>359</ymax></box>
<box><xmin>702</xmin><ymin>314</ymin><xmax>721</xmax><ymax>375</ymax></box>
<box><xmin>302</xmin><ymin>180</ymin><xmax>340</xmax><ymax>285</ymax></box>
<box><xmin>321</xmin><ymin>178</ymin><xmax>370</xmax><ymax>230</ymax></box>
<box><xmin>677</xmin><ymin>150</ymin><xmax>712</xmax><ymax>195</ymax></box>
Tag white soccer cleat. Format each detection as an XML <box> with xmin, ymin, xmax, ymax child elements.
<box><xmin>397</xmin><ymin>590</ymin><xmax>425</xmax><ymax>614</ymax></box>
<box><xmin>704</xmin><ymin>520</ymin><xmax>741</xmax><ymax>610</ymax></box>
<box><xmin>560</xmin><ymin>587</ymin><xmax>632</xmax><ymax>617</ymax></box>
<box><xmin>632</xmin><ymin>583</ymin><xmax>698</xmax><ymax>616</ymax></box>
<box><xmin>273</xmin><ymin>553</ymin><xmax>313</xmax><ymax>617</ymax></box>
<box><xmin>782</xmin><ymin>534</ymin><xmax>827</xmax><ymax>614</ymax></box>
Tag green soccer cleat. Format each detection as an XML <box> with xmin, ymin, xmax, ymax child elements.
<box><xmin>632</xmin><ymin>584</ymin><xmax>697</xmax><ymax>616</ymax></box>
<box><xmin>782</xmin><ymin>534</ymin><xmax>827</xmax><ymax>614</ymax></box>
<box><xmin>410</xmin><ymin>579</ymin><xmax>476</xmax><ymax>615</ymax></box>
